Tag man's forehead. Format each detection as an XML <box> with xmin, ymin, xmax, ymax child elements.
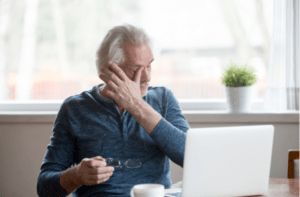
<box><xmin>130</xmin><ymin>59</ymin><xmax>154</xmax><ymax>67</ymax></box>
<box><xmin>122</xmin><ymin>43</ymin><xmax>153</xmax><ymax>66</ymax></box>
<box><xmin>123</xmin><ymin>43</ymin><xmax>151</xmax><ymax>54</ymax></box>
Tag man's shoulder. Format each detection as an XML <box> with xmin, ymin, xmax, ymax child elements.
<box><xmin>62</xmin><ymin>86</ymin><xmax>97</xmax><ymax>107</ymax></box>
<box><xmin>146</xmin><ymin>86</ymin><xmax>175</xmax><ymax>101</ymax></box>
<box><xmin>147</xmin><ymin>86</ymin><xmax>169</xmax><ymax>95</ymax></box>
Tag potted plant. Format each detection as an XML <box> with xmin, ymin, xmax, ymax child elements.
<box><xmin>221</xmin><ymin>61</ymin><xmax>258</xmax><ymax>113</ymax></box>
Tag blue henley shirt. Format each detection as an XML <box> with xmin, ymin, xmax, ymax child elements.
<box><xmin>37</xmin><ymin>84</ymin><xmax>189</xmax><ymax>197</ymax></box>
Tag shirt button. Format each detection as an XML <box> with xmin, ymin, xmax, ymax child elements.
<box><xmin>124</xmin><ymin>130</ymin><xmax>126</xmax><ymax>133</ymax></box>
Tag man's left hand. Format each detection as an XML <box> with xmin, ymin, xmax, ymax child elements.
<box><xmin>99</xmin><ymin>61</ymin><xmax>144</xmax><ymax>113</ymax></box>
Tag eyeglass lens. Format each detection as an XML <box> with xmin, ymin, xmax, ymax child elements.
<box><xmin>106</xmin><ymin>158</ymin><xmax>142</xmax><ymax>168</ymax></box>
<box><xmin>102</xmin><ymin>134</ymin><xmax>145</xmax><ymax>169</ymax></box>
<box><xmin>124</xmin><ymin>159</ymin><xmax>142</xmax><ymax>168</ymax></box>
<box><xmin>106</xmin><ymin>158</ymin><xmax>121</xmax><ymax>167</ymax></box>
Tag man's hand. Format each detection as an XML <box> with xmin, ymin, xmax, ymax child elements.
<box><xmin>99</xmin><ymin>61</ymin><xmax>144</xmax><ymax>114</ymax></box>
<box><xmin>75</xmin><ymin>156</ymin><xmax>114</xmax><ymax>186</ymax></box>
<box><xmin>99</xmin><ymin>61</ymin><xmax>162</xmax><ymax>135</ymax></box>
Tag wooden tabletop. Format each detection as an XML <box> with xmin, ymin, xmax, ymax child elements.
<box><xmin>169</xmin><ymin>178</ymin><xmax>298</xmax><ymax>196</ymax></box>
<box><xmin>260</xmin><ymin>178</ymin><xmax>299</xmax><ymax>197</ymax></box>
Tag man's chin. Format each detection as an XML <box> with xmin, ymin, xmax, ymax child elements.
<box><xmin>140</xmin><ymin>85</ymin><xmax>149</xmax><ymax>97</ymax></box>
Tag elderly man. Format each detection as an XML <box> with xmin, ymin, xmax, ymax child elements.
<box><xmin>37</xmin><ymin>24</ymin><xmax>189</xmax><ymax>197</ymax></box>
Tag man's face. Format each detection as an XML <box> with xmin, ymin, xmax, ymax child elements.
<box><xmin>118</xmin><ymin>42</ymin><xmax>153</xmax><ymax>96</ymax></box>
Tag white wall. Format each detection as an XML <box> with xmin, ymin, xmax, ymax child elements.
<box><xmin>0</xmin><ymin>114</ymin><xmax>299</xmax><ymax>197</ymax></box>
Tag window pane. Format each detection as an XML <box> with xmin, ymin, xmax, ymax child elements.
<box><xmin>1</xmin><ymin>0</ymin><xmax>273</xmax><ymax>100</ymax></box>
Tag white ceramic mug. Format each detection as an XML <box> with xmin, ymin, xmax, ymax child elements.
<box><xmin>130</xmin><ymin>184</ymin><xmax>165</xmax><ymax>197</ymax></box>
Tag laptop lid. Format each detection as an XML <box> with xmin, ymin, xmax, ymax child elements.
<box><xmin>182</xmin><ymin>125</ymin><xmax>274</xmax><ymax>197</ymax></box>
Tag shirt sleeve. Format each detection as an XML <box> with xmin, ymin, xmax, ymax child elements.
<box><xmin>37</xmin><ymin>100</ymin><xmax>74</xmax><ymax>197</ymax></box>
<box><xmin>149</xmin><ymin>89</ymin><xmax>190</xmax><ymax>167</ymax></box>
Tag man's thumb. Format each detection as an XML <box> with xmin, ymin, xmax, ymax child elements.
<box><xmin>95</xmin><ymin>156</ymin><xmax>103</xmax><ymax>160</ymax></box>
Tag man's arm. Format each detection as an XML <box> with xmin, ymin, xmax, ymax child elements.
<box><xmin>148</xmin><ymin>88</ymin><xmax>189</xmax><ymax>167</ymax></box>
<box><xmin>37</xmin><ymin>101</ymin><xmax>114</xmax><ymax>196</ymax></box>
<box><xmin>131</xmin><ymin>91</ymin><xmax>189</xmax><ymax>167</ymax></box>
<box><xmin>99</xmin><ymin>61</ymin><xmax>162</xmax><ymax>134</ymax></box>
<box><xmin>37</xmin><ymin>101</ymin><xmax>76</xmax><ymax>197</ymax></box>
<box><xmin>99</xmin><ymin>62</ymin><xmax>189</xmax><ymax>166</ymax></box>
<box><xmin>131</xmin><ymin>99</ymin><xmax>162</xmax><ymax>134</ymax></box>
<box><xmin>59</xmin><ymin>166</ymin><xmax>82</xmax><ymax>193</ymax></box>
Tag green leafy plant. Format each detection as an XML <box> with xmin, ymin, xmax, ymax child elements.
<box><xmin>221</xmin><ymin>61</ymin><xmax>258</xmax><ymax>87</ymax></box>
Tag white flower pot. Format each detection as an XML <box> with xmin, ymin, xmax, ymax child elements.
<box><xmin>225</xmin><ymin>86</ymin><xmax>253</xmax><ymax>113</ymax></box>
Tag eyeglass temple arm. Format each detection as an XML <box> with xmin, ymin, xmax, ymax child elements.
<box><xmin>100</xmin><ymin>134</ymin><xmax>107</xmax><ymax>157</ymax></box>
<box><xmin>140</xmin><ymin>140</ymin><xmax>148</xmax><ymax>166</ymax></box>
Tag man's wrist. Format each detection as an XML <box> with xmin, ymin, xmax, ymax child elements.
<box><xmin>73</xmin><ymin>165</ymin><xmax>83</xmax><ymax>186</ymax></box>
<box><xmin>125</xmin><ymin>97</ymin><xmax>139</xmax><ymax>115</ymax></box>
<box><xmin>129</xmin><ymin>98</ymin><xmax>162</xmax><ymax>134</ymax></box>
<box><xmin>60</xmin><ymin>165</ymin><xmax>82</xmax><ymax>193</ymax></box>
<box><xmin>129</xmin><ymin>98</ymin><xmax>146</xmax><ymax>117</ymax></box>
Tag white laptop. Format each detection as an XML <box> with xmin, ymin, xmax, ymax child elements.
<box><xmin>181</xmin><ymin>125</ymin><xmax>274</xmax><ymax>197</ymax></box>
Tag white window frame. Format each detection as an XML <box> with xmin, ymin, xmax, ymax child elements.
<box><xmin>0</xmin><ymin>99</ymin><xmax>265</xmax><ymax>112</ymax></box>
<box><xmin>0</xmin><ymin>0</ymin><xmax>298</xmax><ymax>114</ymax></box>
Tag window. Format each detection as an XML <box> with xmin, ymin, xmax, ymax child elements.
<box><xmin>0</xmin><ymin>0</ymin><xmax>273</xmax><ymax>110</ymax></box>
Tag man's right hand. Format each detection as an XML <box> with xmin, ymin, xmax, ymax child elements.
<box><xmin>75</xmin><ymin>156</ymin><xmax>114</xmax><ymax>186</ymax></box>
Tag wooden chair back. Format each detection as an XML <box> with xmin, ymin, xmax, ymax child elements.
<box><xmin>288</xmin><ymin>150</ymin><xmax>299</xmax><ymax>178</ymax></box>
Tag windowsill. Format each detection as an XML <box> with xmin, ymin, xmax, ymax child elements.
<box><xmin>183</xmin><ymin>110</ymin><xmax>299</xmax><ymax>123</ymax></box>
<box><xmin>0</xmin><ymin>110</ymin><xmax>298</xmax><ymax>124</ymax></box>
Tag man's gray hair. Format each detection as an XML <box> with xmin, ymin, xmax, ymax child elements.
<box><xmin>96</xmin><ymin>24</ymin><xmax>151</xmax><ymax>75</ymax></box>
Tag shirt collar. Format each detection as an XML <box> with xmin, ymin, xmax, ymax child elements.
<box><xmin>95</xmin><ymin>84</ymin><xmax>115</xmax><ymax>103</ymax></box>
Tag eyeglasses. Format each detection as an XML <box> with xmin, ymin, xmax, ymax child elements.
<box><xmin>100</xmin><ymin>134</ymin><xmax>147</xmax><ymax>169</ymax></box>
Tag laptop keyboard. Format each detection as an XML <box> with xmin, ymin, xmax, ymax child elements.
<box><xmin>165</xmin><ymin>181</ymin><xmax>183</xmax><ymax>197</ymax></box>
<box><xmin>171</xmin><ymin>181</ymin><xmax>183</xmax><ymax>188</ymax></box>
<box><xmin>165</xmin><ymin>192</ymin><xmax>181</xmax><ymax>197</ymax></box>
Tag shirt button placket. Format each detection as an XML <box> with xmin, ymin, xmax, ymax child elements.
<box><xmin>122</xmin><ymin>113</ymin><xmax>128</xmax><ymax>138</ymax></box>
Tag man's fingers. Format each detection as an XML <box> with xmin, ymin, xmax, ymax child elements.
<box><xmin>133</xmin><ymin>66</ymin><xmax>144</xmax><ymax>83</ymax></box>
<box><xmin>85</xmin><ymin>158</ymin><xmax>107</xmax><ymax>168</ymax></box>
<box><xmin>79</xmin><ymin>157</ymin><xmax>114</xmax><ymax>186</ymax></box>
<box><xmin>94</xmin><ymin>156</ymin><xmax>107</xmax><ymax>163</ymax></box>
<box><xmin>89</xmin><ymin>171</ymin><xmax>113</xmax><ymax>181</ymax></box>
<box><xmin>99</xmin><ymin>74</ymin><xmax>118</xmax><ymax>91</ymax></box>
<box><xmin>89</xmin><ymin>166</ymin><xmax>114</xmax><ymax>175</ymax></box>
<box><xmin>94</xmin><ymin>156</ymin><xmax>104</xmax><ymax>160</ymax></box>
<box><xmin>108</xmin><ymin>61</ymin><xmax>127</xmax><ymax>81</ymax></box>
<box><xmin>100</xmin><ymin>64</ymin><xmax>123</xmax><ymax>85</ymax></box>
<box><xmin>96</xmin><ymin>176</ymin><xmax>110</xmax><ymax>185</ymax></box>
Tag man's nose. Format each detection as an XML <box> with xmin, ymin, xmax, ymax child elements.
<box><xmin>141</xmin><ymin>67</ymin><xmax>151</xmax><ymax>82</ymax></box>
